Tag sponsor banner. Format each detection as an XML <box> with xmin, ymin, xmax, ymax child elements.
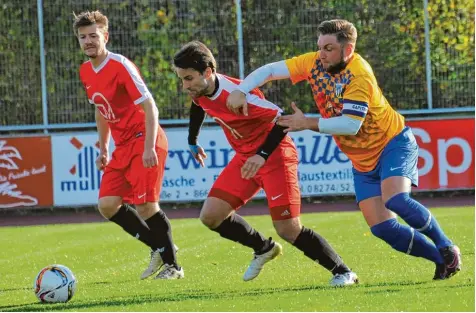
<box><xmin>162</xmin><ymin>127</ymin><xmax>353</xmax><ymax>202</ymax></box>
<box><xmin>50</xmin><ymin>128</ymin><xmax>353</xmax><ymax>205</ymax></box>
<box><xmin>0</xmin><ymin>136</ymin><xmax>53</xmax><ymax>208</ymax></box>
<box><xmin>408</xmin><ymin>118</ymin><xmax>474</xmax><ymax>190</ymax></box>
<box><xmin>49</xmin><ymin>118</ymin><xmax>474</xmax><ymax>206</ymax></box>
<box><xmin>162</xmin><ymin>127</ymin><xmax>235</xmax><ymax>202</ymax></box>
<box><xmin>163</xmin><ymin>118</ymin><xmax>475</xmax><ymax>201</ymax></box>
<box><xmin>51</xmin><ymin>133</ymin><xmax>114</xmax><ymax>206</ymax></box>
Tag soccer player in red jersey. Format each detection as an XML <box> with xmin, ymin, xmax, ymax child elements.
<box><xmin>74</xmin><ymin>11</ymin><xmax>183</xmax><ymax>280</ymax></box>
<box><xmin>173</xmin><ymin>41</ymin><xmax>358</xmax><ymax>286</ymax></box>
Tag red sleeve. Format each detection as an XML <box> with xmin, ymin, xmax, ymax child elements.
<box><xmin>78</xmin><ymin>65</ymin><xmax>86</xmax><ymax>88</ymax></box>
<box><xmin>249</xmin><ymin>87</ymin><xmax>265</xmax><ymax>99</ymax></box>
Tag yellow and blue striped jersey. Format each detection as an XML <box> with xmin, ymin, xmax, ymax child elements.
<box><xmin>285</xmin><ymin>51</ymin><xmax>405</xmax><ymax>172</ymax></box>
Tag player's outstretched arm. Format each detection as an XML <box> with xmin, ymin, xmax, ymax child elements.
<box><xmin>188</xmin><ymin>102</ymin><xmax>207</xmax><ymax>167</ymax></box>
<box><xmin>277</xmin><ymin>102</ymin><xmax>363</xmax><ymax>135</ymax></box>
<box><xmin>95</xmin><ymin>108</ymin><xmax>111</xmax><ymax>171</ymax></box>
<box><xmin>318</xmin><ymin>115</ymin><xmax>362</xmax><ymax>135</ymax></box>
<box><xmin>239</xmin><ymin>61</ymin><xmax>290</xmax><ymax>92</ymax></box>
<box><xmin>277</xmin><ymin>102</ymin><xmax>320</xmax><ymax>133</ymax></box>
<box><xmin>227</xmin><ymin>61</ymin><xmax>290</xmax><ymax>116</ymax></box>
<box><xmin>140</xmin><ymin>98</ymin><xmax>159</xmax><ymax>168</ymax></box>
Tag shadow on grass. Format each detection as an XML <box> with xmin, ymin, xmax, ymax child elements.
<box><xmin>1</xmin><ymin>280</ymin><xmax>117</xmax><ymax>294</ymax></box>
<box><xmin>0</xmin><ymin>287</ymin><xmax>32</xmax><ymax>292</ymax></box>
<box><xmin>2</xmin><ymin>281</ymin><xmax>473</xmax><ymax>311</ymax></box>
<box><xmin>362</xmin><ymin>282</ymin><xmax>474</xmax><ymax>294</ymax></box>
<box><xmin>1</xmin><ymin>285</ymin><xmax>328</xmax><ymax>311</ymax></box>
<box><xmin>86</xmin><ymin>281</ymin><xmax>114</xmax><ymax>286</ymax></box>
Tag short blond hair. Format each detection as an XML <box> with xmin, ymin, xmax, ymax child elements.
<box><xmin>73</xmin><ymin>10</ymin><xmax>109</xmax><ymax>36</ymax></box>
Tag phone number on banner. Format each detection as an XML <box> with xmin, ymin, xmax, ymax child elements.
<box><xmin>300</xmin><ymin>182</ymin><xmax>355</xmax><ymax>195</ymax></box>
<box><xmin>160</xmin><ymin>189</ymin><xmax>210</xmax><ymax>201</ymax></box>
<box><xmin>160</xmin><ymin>183</ymin><xmax>354</xmax><ymax>202</ymax></box>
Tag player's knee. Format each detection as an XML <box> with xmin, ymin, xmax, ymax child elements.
<box><xmin>135</xmin><ymin>205</ymin><xmax>147</xmax><ymax>217</ymax></box>
<box><xmin>385</xmin><ymin>192</ymin><xmax>429</xmax><ymax>228</ymax></box>
<box><xmin>385</xmin><ymin>192</ymin><xmax>410</xmax><ymax>209</ymax></box>
<box><xmin>135</xmin><ymin>202</ymin><xmax>159</xmax><ymax>219</ymax></box>
<box><xmin>276</xmin><ymin>229</ymin><xmax>299</xmax><ymax>243</ymax></box>
<box><xmin>199</xmin><ymin>210</ymin><xmax>222</xmax><ymax>229</ymax></box>
<box><xmin>370</xmin><ymin>218</ymin><xmax>399</xmax><ymax>241</ymax></box>
<box><xmin>274</xmin><ymin>222</ymin><xmax>301</xmax><ymax>243</ymax></box>
<box><xmin>98</xmin><ymin>198</ymin><xmax>122</xmax><ymax>219</ymax></box>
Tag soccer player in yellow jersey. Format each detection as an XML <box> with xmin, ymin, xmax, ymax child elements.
<box><xmin>227</xmin><ymin>19</ymin><xmax>461</xmax><ymax>280</ymax></box>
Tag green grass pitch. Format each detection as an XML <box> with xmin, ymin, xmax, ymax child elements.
<box><xmin>0</xmin><ymin>206</ymin><xmax>473</xmax><ymax>311</ymax></box>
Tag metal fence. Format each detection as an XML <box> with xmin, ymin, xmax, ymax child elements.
<box><xmin>0</xmin><ymin>0</ymin><xmax>474</xmax><ymax>132</ymax></box>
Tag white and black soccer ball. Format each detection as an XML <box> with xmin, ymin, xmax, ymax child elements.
<box><xmin>33</xmin><ymin>264</ymin><xmax>77</xmax><ymax>303</ymax></box>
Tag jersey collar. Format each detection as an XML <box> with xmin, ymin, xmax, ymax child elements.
<box><xmin>91</xmin><ymin>51</ymin><xmax>111</xmax><ymax>73</ymax></box>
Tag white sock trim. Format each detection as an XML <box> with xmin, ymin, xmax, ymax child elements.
<box><xmin>415</xmin><ymin>213</ymin><xmax>432</xmax><ymax>232</ymax></box>
<box><xmin>406</xmin><ymin>228</ymin><xmax>415</xmax><ymax>254</ymax></box>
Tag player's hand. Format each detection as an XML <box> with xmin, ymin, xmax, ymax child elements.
<box><xmin>241</xmin><ymin>155</ymin><xmax>265</xmax><ymax>180</ymax></box>
<box><xmin>226</xmin><ymin>90</ymin><xmax>248</xmax><ymax>116</ymax></box>
<box><xmin>277</xmin><ymin>102</ymin><xmax>307</xmax><ymax>132</ymax></box>
<box><xmin>96</xmin><ymin>150</ymin><xmax>109</xmax><ymax>171</ymax></box>
<box><xmin>143</xmin><ymin>148</ymin><xmax>158</xmax><ymax>168</ymax></box>
<box><xmin>189</xmin><ymin>144</ymin><xmax>207</xmax><ymax>167</ymax></box>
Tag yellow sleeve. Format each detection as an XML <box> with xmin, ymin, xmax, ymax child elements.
<box><xmin>284</xmin><ymin>52</ymin><xmax>318</xmax><ymax>84</ymax></box>
<box><xmin>341</xmin><ymin>75</ymin><xmax>373</xmax><ymax>122</ymax></box>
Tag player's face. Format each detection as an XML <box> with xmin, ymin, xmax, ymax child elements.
<box><xmin>317</xmin><ymin>35</ymin><xmax>352</xmax><ymax>74</ymax></box>
<box><xmin>77</xmin><ymin>24</ymin><xmax>108</xmax><ymax>59</ymax></box>
<box><xmin>175</xmin><ymin>67</ymin><xmax>213</xmax><ymax>98</ymax></box>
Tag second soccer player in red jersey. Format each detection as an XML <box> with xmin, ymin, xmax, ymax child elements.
<box><xmin>174</xmin><ymin>41</ymin><xmax>358</xmax><ymax>285</ymax></box>
<box><xmin>75</xmin><ymin>10</ymin><xmax>183</xmax><ymax>280</ymax></box>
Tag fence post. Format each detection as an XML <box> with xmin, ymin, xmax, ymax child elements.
<box><xmin>235</xmin><ymin>0</ymin><xmax>245</xmax><ymax>79</ymax></box>
<box><xmin>423</xmin><ymin>0</ymin><xmax>433</xmax><ymax>110</ymax></box>
<box><xmin>37</xmin><ymin>0</ymin><xmax>49</xmax><ymax>133</ymax></box>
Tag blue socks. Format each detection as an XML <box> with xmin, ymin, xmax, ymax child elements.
<box><xmin>371</xmin><ymin>218</ymin><xmax>444</xmax><ymax>264</ymax></box>
<box><xmin>385</xmin><ymin>192</ymin><xmax>453</xmax><ymax>249</ymax></box>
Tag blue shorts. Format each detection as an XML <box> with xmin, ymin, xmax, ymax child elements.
<box><xmin>353</xmin><ymin>126</ymin><xmax>419</xmax><ymax>204</ymax></box>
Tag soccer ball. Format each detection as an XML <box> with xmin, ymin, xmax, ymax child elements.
<box><xmin>33</xmin><ymin>264</ymin><xmax>77</xmax><ymax>303</ymax></box>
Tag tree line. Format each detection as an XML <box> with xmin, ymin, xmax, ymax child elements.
<box><xmin>1</xmin><ymin>0</ymin><xmax>474</xmax><ymax>126</ymax></box>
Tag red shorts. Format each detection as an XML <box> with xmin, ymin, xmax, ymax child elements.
<box><xmin>99</xmin><ymin>127</ymin><xmax>168</xmax><ymax>205</ymax></box>
<box><xmin>209</xmin><ymin>136</ymin><xmax>301</xmax><ymax>220</ymax></box>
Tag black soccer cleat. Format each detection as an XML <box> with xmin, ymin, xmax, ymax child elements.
<box><xmin>440</xmin><ymin>245</ymin><xmax>462</xmax><ymax>279</ymax></box>
<box><xmin>433</xmin><ymin>262</ymin><xmax>447</xmax><ymax>280</ymax></box>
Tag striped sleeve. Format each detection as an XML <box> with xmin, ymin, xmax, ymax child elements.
<box><xmin>119</xmin><ymin>58</ymin><xmax>152</xmax><ymax>105</ymax></box>
<box><xmin>246</xmin><ymin>93</ymin><xmax>283</xmax><ymax>113</ymax></box>
<box><xmin>221</xmin><ymin>75</ymin><xmax>283</xmax><ymax>118</ymax></box>
<box><xmin>342</xmin><ymin>75</ymin><xmax>372</xmax><ymax>121</ymax></box>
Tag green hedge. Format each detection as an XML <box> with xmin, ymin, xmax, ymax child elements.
<box><xmin>0</xmin><ymin>0</ymin><xmax>473</xmax><ymax>126</ymax></box>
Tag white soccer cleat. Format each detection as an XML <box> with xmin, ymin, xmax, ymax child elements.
<box><xmin>243</xmin><ymin>242</ymin><xmax>283</xmax><ymax>282</ymax></box>
<box><xmin>141</xmin><ymin>244</ymin><xmax>179</xmax><ymax>280</ymax></box>
<box><xmin>329</xmin><ymin>271</ymin><xmax>359</xmax><ymax>287</ymax></box>
<box><xmin>155</xmin><ymin>264</ymin><xmax>184</xmax><ymax>280</ymax></box>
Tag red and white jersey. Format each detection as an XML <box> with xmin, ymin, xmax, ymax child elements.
<box><xmin>194</xmin><ymin>74</ymin><xmax>282</xmax><ymax>155</ymax></box>
<box><xmin>79</xmin><ymin>52</ymin><xmax>152</xmax><ymax>146</ymax></box>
